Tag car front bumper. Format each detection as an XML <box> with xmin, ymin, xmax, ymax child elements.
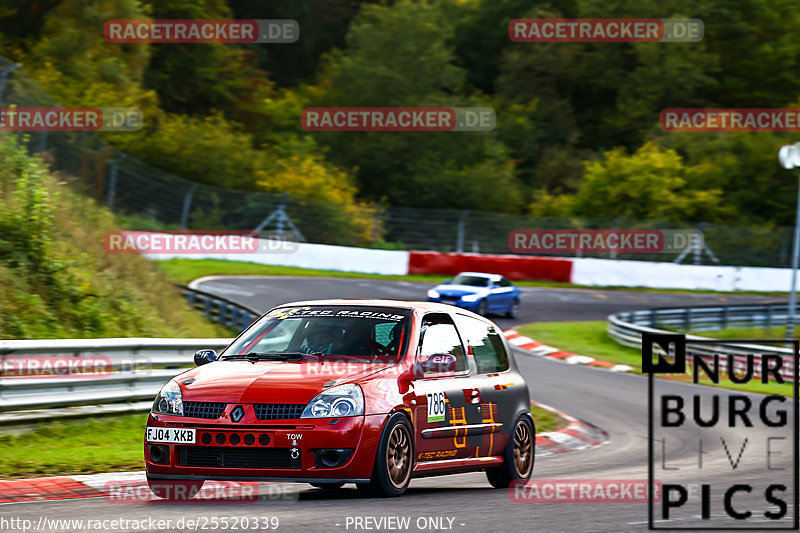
<box><xmin>144</xmin><ymin>412</ymin><xmax>387</xmax><ymax>482</ymax></box>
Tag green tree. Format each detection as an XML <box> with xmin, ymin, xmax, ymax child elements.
<box><xmin>140</xmin><ymin>0</ymin><xmax>262</xmax><ymax>116</ymax></box>
<box><xmin>313</xmin><ymin>0</ymin><xmax>524</xmax><ymax>212</ymax></box>
<box><xmin>532</xmin><ymin>142</ymin><xmax>728</xmax><ymax>222</ymax></box>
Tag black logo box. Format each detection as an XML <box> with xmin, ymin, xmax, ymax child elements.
<box><xmin>644</xmin><ymin>333</ymin><xmax>799</xmax><ymax>530</ymax></box>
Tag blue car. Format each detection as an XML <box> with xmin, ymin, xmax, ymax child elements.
<box><xmin>427</xmin><ymin>272</ymin><xmax>521</xmax><ymax>317</ymax></box>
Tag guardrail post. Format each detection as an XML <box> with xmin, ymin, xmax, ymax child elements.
<box><xmin>767</xmin><ymin>306</ymin><xmax>774</xmax><ymax>329</ymax></box>
<box><xmin>106</xmin><ymin>155</ymin><xmax>125</xmax><ymax>209</ymax></box>
<box><xmin>685</xmin><ymin>308</ymin><xmax>691</xmax><ymax>331</ymax></box>
<box><xmin>203</xmin><ymin>296</ymin><xmax>212</xmax><ymax>320</ymax></box>
<box><xmin>179</xmin><ymin>183</ymin><xmax>198</xmax><ymax>230</ymax></box>
<box><xmin>242</xmin><ymin>313</ymin><xmax>252</xmax><ymax>330</ymax></box>
<box><xmin>219</xmin><ymin>301</ymin><xmax>229</xmax><ymax>326</ymax></box>
<box><xmin>650</xmin><ymin>310</ymin><xmax>656</xmax><ymax>327</ymax></box>
<box><xmin>456</xmin><ymin>210</ymin><xmax>468</xmax><ymax>254</ymax></box>
<box><xmin>0</xmin><ymin>63</ymin><xmax>21</xmax><ymax>104</ymax></box>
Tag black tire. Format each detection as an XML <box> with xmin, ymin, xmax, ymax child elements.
<box><xmin>310</xmin><ymin>482</ymin><xmax>345</xmax><ymax>490</ymax></box>
<box><xmin>359</xmin><ymin>412</ymin><xmax>414</xmax><ymax>497</ymax></box>
<box><xmin>486</xmin><ymin>415</ymin><xmax>535</xmax><ymax>488</ymax></box>
<box><xmin>506</xmin><ymin>299</ymin><xmax>520</xmax><ymax>318</ymax></box>
<box><xmin>477</xmin><ymin>299</ymin><xmax>489</xmax><ymax>316</ymax></box>
<box><xmin>147</xmin><ymin>476</ymin><xmax>204</xmax><ymax>500</ymax></box>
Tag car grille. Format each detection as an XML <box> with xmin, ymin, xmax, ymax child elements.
<box><xmin>253</xmin><ymin>404</ymin><xmax>304</xmax><ymax>420</ymax></box>
<box><xmin>178</xmin><ymin>446</ymin><xmax>300</xmax><ymax>469</ymax></box>
<box><xmin>184</xmin><ymin>402</ymin><xmax>226</xmax><ymax>419</ymax></box>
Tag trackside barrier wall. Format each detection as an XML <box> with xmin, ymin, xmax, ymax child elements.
<box><xmin>406</xmin><ymin>251</ymin><xmax>573</xmax><ymax>282</ymax></box>
<box><xmin>146</xmin><ymin>235</ymin><xmax>410</xmax><ymax>276</ymax></box>
<box><xmin>572</xmin><ymin>257</ymin><xmax>800</xmax><ymax>292</ymax></box>
<box><xmin>150</xmin><ymin>238</ymin><xmax>799</xmax><ymax>291</ymax></box>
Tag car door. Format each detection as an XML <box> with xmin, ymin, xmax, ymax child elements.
<box><xmin>412</xmin><ymin>312</ymin><xmax>483</xmax><ymax>462</ymax></box>
<box><xmin>488</xmin><ymin>278</ymin><xmax>513</xmax><ymax>312</ymax></box>
<box><xmin>454</xmin><ymin>313</ymin><xmax>520</xmax><ymax>457</ymax></box>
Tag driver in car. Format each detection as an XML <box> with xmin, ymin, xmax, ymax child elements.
<box><xmin>300</xmin><ymin>325</ymin><xmax>343</xmax><ymax>354</ymax></box>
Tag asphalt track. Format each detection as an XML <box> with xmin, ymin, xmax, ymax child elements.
<box><xmin>5</xmin><ymin>278</ymin><xmax>794</xmax><ymax>532</ymax></box>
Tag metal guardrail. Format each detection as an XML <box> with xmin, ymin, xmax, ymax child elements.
<box><xmin>0</xmin><ymin>337</ymin><xmax>233</xmax><ymax>423</ymax></box>
<box><xmin>607</xmin><ymin>303</ymin><xmax>797</xmax><ymax>380</ymax></box>
<box><xmin>0</xmin><ymin>286</ymin><xmax>261</xmax><ymax>423</ymax></box>
<box><xmin>178</xmin><ymin>285</ymin><xmax>261</xmax><ymax>331</ymax></box>
<box><xmin>611</xmin><ymin>303</ymin><xmax>794</xmax><ymax>333</ymax></box>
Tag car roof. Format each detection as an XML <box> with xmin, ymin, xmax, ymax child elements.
<box><xmin>455</xmin><ymin>272</ymin><xmax>503</xmax><ymax>281</ymax></box>
<box><xmin>272</xmin><ymin>299</ymin><xmax>469</xmax><ymax>313</ymax></box>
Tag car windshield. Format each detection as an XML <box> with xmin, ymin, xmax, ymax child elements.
<box><xmin>223</xmin><ymin>305</ymin><xmax>411</xmax><ymax>362</ymax></box>
<box><xmin>450</xmin><ymin>275</ymin><xmax>490</xmax><ymax>287</ymax></box>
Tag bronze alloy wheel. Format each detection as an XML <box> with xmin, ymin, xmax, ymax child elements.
<box><xmin>386</xmin><ymin>423</ymin><xmax>412</xmax><ymax>489</ymax></box>
<box><xmin>513</xmin><ymin>420</ymin><xmax>533</xmax><ymax>477</ymax></box>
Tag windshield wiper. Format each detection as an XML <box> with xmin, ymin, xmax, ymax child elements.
<box><xmin>222</xmin><ymin>352</ymin><xmax>304</xmax><ymax>361</ymax></box>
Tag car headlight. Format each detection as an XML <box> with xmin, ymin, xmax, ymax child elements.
<box><xmin>461</xmin><ymin>294</ymin><xmax>481</xmax><ymax>302</ymax></box>
<box><xmin>427</xmin><ymin>289</ymin><xmax>440</xmax><ymax>299</ymax></box>
<box><xmin>301</xmin><ymin>384</ymin><xmax>364</xmax><ymax>418</ymax></box>
<box><xmin>152</xmin><ymin>380</ymin><xmax>183</xmax><ymax>416</ymax></box>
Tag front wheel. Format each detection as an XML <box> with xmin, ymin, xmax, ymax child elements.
<box><xmin>486</xmin><ymin>415</ymin><xmax>535</xmax><ymax>488</ymax></box>
<box><xmin>147</xmin><ymin>477</ymin><xmax>204</xmax><ymax>500</ymax></box>
<box><xmin>359</xmin><ymin>412</ymin><xmax>414</xmax><ymax>497</ymax></box>
<box><xmin>506</xmin><ymin>299</ymin><xmax>520</xmax><ymax>318</ymax></box>
<box><xmin>477</xmin><ymin>299</ymin><xmax>488</xmax><ymax>316</ymax></box>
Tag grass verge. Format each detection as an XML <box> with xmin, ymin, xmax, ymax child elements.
<box><xmin>0</xmin><ymin>413</ymin><xmax>147</xmax><ymax>479</ymax></box>
<box><xmin>515</xmin><ymin>321</ymin><xmax>793</xmax><ymax>396</ymax></box>
<box><xmin>531</xmin><ymin>404</ymin><xmax>568</xmax><ymax>433</ymax></box>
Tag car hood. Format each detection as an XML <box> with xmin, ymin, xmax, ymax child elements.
<box><xmin>435</xmin><ymin>284</ymin><xmax>489</xmax><ymax>297</ymax></box>
<box><xmin>179</xmin><ymin>359</ymin><xmax>397</xmax><ymax>404</ymax></box>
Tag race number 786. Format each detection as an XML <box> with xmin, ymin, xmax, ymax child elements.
<box><xmin>427</xmin><ymin>392</ymin><xmax>446</xmax><ymax>422</ymax></box>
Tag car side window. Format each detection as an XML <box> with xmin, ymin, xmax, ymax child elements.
<box><xmin>456</xmin><ymin>315</ymin><xmax>509</xmax><ymax>373</ymax></box>
<box><xmin>499</xmin><ymin>277</ymin><xmax>512</xmax><ymax>287</ymax></box>
<box><xmin>418</xmin><ymin>315</ymin><xmax>467</xmax><ymax>372</ymax></box>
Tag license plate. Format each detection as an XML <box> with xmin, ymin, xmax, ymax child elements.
<box><xmin>146</xmin><ymin>427</ymin><xmax>195</xmax><ymax>444</ymax></box>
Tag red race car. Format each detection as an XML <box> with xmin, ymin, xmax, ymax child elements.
<box><xmin>145</xmin><ymin>300</ymin><xmax>534</xmax><ymax>498</ymax></box>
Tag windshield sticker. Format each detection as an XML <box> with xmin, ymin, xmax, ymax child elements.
<box><xmin>268</xmin><ymin>307</ymin><xmax>406</xmax><ymax>321</ymax></box>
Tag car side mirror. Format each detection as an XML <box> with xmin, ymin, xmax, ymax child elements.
<box><xmin>415</xmin><ymin>353</ymin><xmax>457</xmax><ymax>377</ymax></box>
<box><xmin>194</xmin><ymin>349</ymin><xmax>217</xmax><ymax>366</ymax></box>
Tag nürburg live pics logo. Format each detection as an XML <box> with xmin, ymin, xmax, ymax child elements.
<box><xmin>644</xmin><ymin>332</ymin><xmax>799</xmax><ymax>530</ymax></box>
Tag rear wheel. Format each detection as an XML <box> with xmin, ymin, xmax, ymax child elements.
<box><xmin>147</xmin><ymin>477</ymin><xmax>204</xmax><ymax>500</ymax></box>
<box><xmin>486</xmin><ymin>416</ymin><xmax>535</xmax><ymax>488</ymax></box>
<box><xmin>507</xmin><ymin>299</ymin><xmax>520</xmax><ymax>318</ymax></box>
<box><xmin>358</xmin><ymin>412</ymin><xmax>414</xmax><ymax>497</ymax></box>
